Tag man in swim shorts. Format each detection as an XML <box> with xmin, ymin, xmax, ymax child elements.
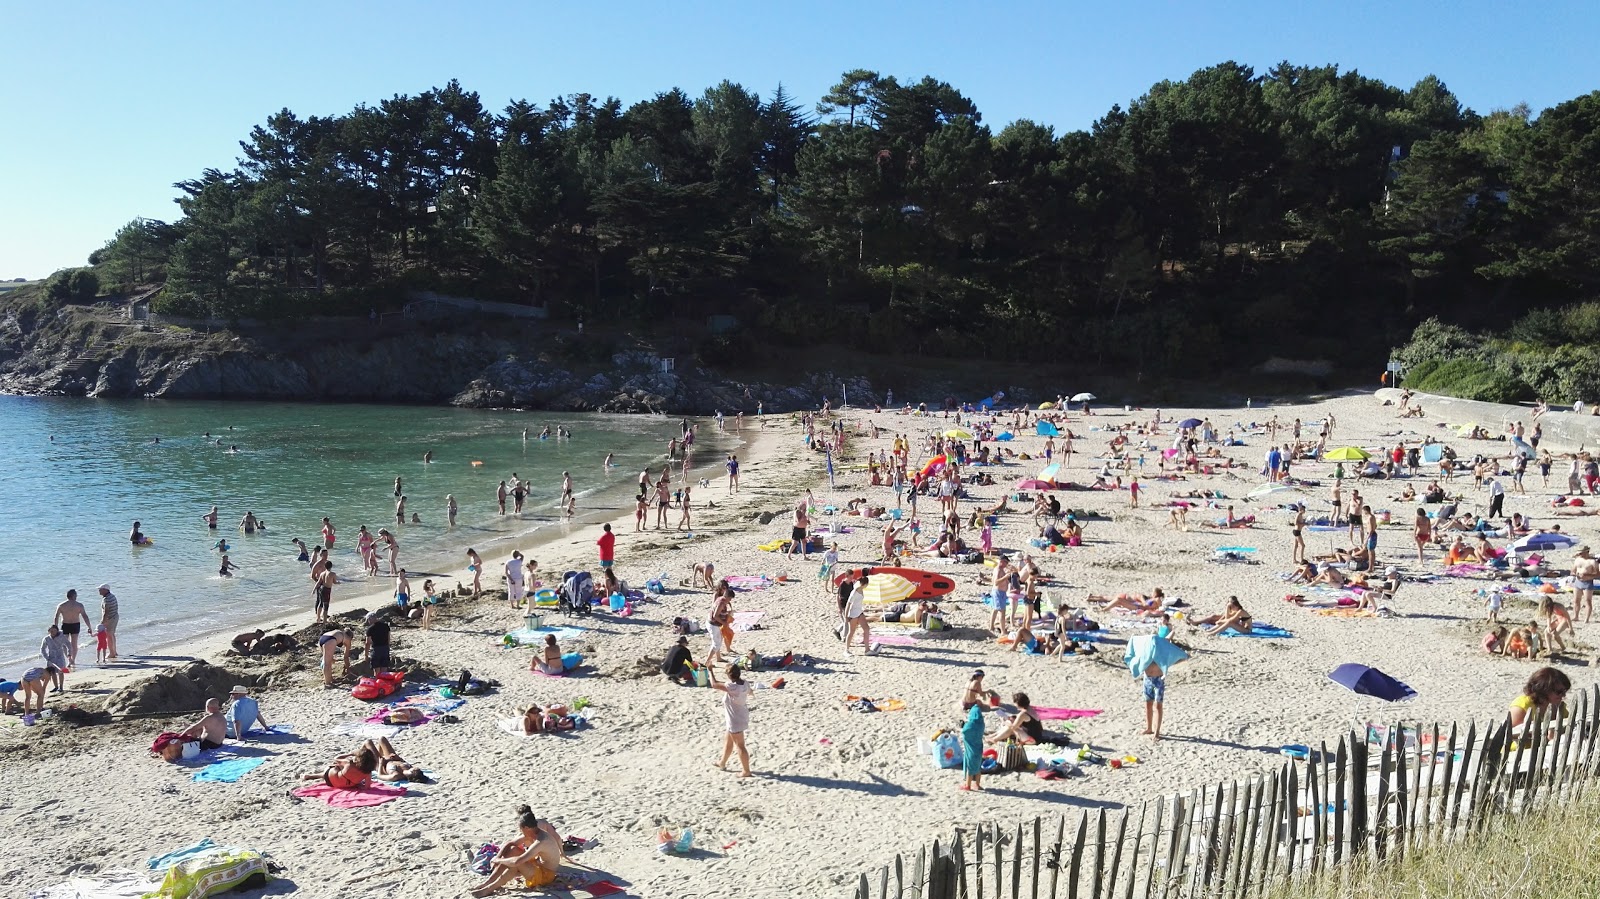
<box><xmin>52</xmin><ymin>589</ymin><xmax>90</xmax><ymax>668</ymax></box>
<box><xmin>232</xmin><ymin>629</ymin><xmax>267</xmax><ymax>654</ymax></box>
<box><xmin>179</xmin><ymin>698</ymin><xmax>228</xmax><ymax>751</ymax></box>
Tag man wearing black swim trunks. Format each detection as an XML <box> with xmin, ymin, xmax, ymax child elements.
<box><xmin>52</xmin><ymin>589</ymin><xmax>90</xmax><ymax>668</ymax></box>
<box><xmin>180</xmin><ymin>698</ymin><xmax>228</xmax><ymax>751</ymax></box>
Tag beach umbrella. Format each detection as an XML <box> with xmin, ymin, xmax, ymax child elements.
<box><xmin>862</xmin><ymin>573</ymin><xmax>918</xmax><ymax>605</ymax></box>
<box><xmin>1328</xmin><ymin>663</ymin><xmax>1416</xmax><ymax>702</ymax></box>
<box><xmin>1038</xmin><ymin>402</ymin><xmax>1055</xmax><ymax>410</ymax></box>
<box><xmin>1511</xmin><ymin>532</ymin><xmax>1578</xmax><ymax>552</ymax></box>
<box><xmin>943</xmin><ymin>428</ymin><xmax>974</xmax><ymax>439</ymax></box>
<box><xmin>1453</xmin><ymin>422</ymin><xmax>1478</xmax><ymax>436</ymax></box>
<box><xmin>1323</xmin><ymin>447</ymin><xmax>1370</xmax><ymax>462</ymax></box>
<box><xmin>1071</xmin><ymin>392</ymin><xmax>1096</xmax><ymax>402</ymax></box>
<box><xmin>1178</xmin><ymin>417</ymin><xmax>1204</xmax><ymax>429</ymax></box>
<box><xmin>1016</xmin><ymin>479</ymin><xmax>1058</xmax><ymax>491</ymax></box>
<box><xmin>1247</xmin><ymin>483</ymin><xmax>1298</xmax><ymax>500</ymax></box>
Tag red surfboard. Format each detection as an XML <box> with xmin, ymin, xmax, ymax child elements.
<box><xmin>831</xmin><ymin>566</ymin><xmax>956</xmax><ymax>599</ymax></box>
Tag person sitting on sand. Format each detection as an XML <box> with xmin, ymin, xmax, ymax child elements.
<box><xmin>1287</xmin><ymin>560</ymin><xmax>1319</xmax><ymax>584</ymax></box>
<box><xmin>1309</xmin><ymin>563</ymin><xmax>1348</xmax><ymax>588</ymax></box>
<box><xmin>1472</xmin><ymin>534</ymin><xmax>1500</xmax><ymax>564</ymax></box>
<box><xmin>961</xmin><ymin>669</ymin><xmax>998</xmax><ymax>711</ymax></box>
<box><xmin>1187</xmin><ymin>596</ymin><xmax>1253</xmax><ymax>635</ymax></box>
<box><xmin>521</xmin><ymin>704</ymin><xmax>574</xmax><ymax>735</ymax></box>
<box><xmin>533</xmin><ymin>633</ymin><xmax>564</xmax><ymax>676</ymax></box>
<box><xmin>661</xmin><ymin>635</ymin><xmax>696</xmax><ymax>685</ymax></box>
<box><xmin>179</xmin><ymin>698</ymin><xmax>228</xmax><ymax>751</ymax></box>
<box><xmin>987</xmin><ymin>692</ymin><xmax>1044</xmax><ymax>745</ymax></box>
<box><xmin>471</xmin><ymin>805</ymin><xmax>563</xmax><ymax>896</ymax></box>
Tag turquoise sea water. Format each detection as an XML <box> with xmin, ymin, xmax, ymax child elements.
<box><xmin>0</xmin><ymin>397</ymin><xmax>718</xmax><ymax>667</ymax></box>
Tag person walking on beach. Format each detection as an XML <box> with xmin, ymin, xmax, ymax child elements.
<box><xmin>466</xmin><ymin>548</ymin><xmax>484</xmax><ymax>597</ymax></box>
<box><xmin>1488</xmin><ymin>476</ymin><xmax>1506</xmax><ymax>519</ymax></box>
<box><xmin>1573</xmin><ymin>547</ymin><xmax>1598</xmax><ymax>623</ymax></box>
<box><xmin>959</xmin><ymin>703</ymin><xmax>985</xmax><ymax>792</ymax></box>
<box><xmin>96</xmin><ymin>584</ymin><xmax>119</xmax><ymax>660</ymax></box>
<box><xmin>788</xmin><ymin>500</ymin><xmax>810</xmax><ymax>561</ymax></box>
<box><xmin>597</xmin><ymin>524</ymin><xmax>616</xmax><ymax>571</ymax></box>
<box><xmin>709</xmin><ymin>663</ymin><xmax>752</xmax><ymax>778</ymax></box>
<box><xmin>654</xmin><ymin>476</ymin><xmax>671</xmax><ymax>529</ymax></box>
<box><xmin>726</xmin><ymin>453</ymin><xmax>740</xmax><ymax>493</ymax></box>
<box><xmin>52</xmin><ymin>589</ymin><xmax>90</xmax><ymax>668</ymax></box>
<box><xmin>377</xmin><ymin>529</ymin><xmax>400</xmax><ymax>575</ymax></box>
<box><xmin>447</xmin><ymin>494</ymin><xmax>458</xmax><ymax>528</ymax></box>
<box><xmin>561</xmin><ymin>471</ymin><xmax>573</xmax><ymax>507</ymax></box>
<box><xmin>505</xmin><ymin>551</ymin><xmax>527</xmax><ymax>608</ymax></box>
<box><xmin>843</xmin><ymin>574</ymin><xmax>871</xmax><ymax>654</ymax></box>
<box><xmin>314</xmin><ymin>562</ymin><xmax>337</xmax><ymax>623</ymax></box>
<box><xmin>677</xmin><ymin>484</ymin><xmax>693</xmax><ymax>531</ymax></box>
<box><xmin>707</xmin><ymin>586</ymin><xmax>733</xmax><ymax>666</ymax></box>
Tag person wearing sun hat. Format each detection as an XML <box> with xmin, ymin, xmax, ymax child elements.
<box><xmin>224</xmin><ymin>684</ymin><xmax>269</xmax><ymax>739</ymax></box>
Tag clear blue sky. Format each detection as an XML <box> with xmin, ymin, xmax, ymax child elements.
<box><xmin>3</xmin><ymin>0</ymin><xmax>1596</xmax><ymax>280</ymax></box>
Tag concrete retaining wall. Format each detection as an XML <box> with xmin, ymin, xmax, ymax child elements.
<box><xmin>1376</xmin><ymin>388</ymin><xmax>1600</xmax><ymax>453</ymax></box>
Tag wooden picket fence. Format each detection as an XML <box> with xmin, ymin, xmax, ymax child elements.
<box><xmin>853</xmin><ymin>685</ymin><xmax>1600</xmax><ymax>899</ymax></box>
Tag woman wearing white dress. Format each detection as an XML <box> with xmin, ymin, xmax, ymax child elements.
<box><xmin>710</xmin><ymin>663</ymin><xmax>752</xmax><ymax>778</ymax></box>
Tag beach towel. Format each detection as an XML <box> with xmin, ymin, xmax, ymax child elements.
<box><xmin>1031</xmin><ymin>707</ymin><xmax>1102</xmax><ymax>721</ymax></box>
<box><xmin>867</xmin><ymin>633</ymin><xmax>919</xmax><ymax>647</ymax></box>
<box><xmin>1065</xmin><ymin>630</ymin><xmax>1114</xmax><ymax>643</ymax></box>
<box><xmin>329</xmin><ymin>723</ymin><xmax>403</xmax><ymax>740</ymax></box>
<box><xmin>730</xmin><ymin>610</ymin><xmax>765</xmax><ymax>632</ymax></box>
<box><xmin>497</xmin><ymin>717</ymin><xmax>536</xmax><ymax>738</ymax></box>
<box><xmin>1315</xmin><ymin>608</ymin><xmax>1377</xmax><ymax>618</ymax></box>
<box><xmin>27</xmin><ymin>868</ymin><xmax>155</xmax><ymax>898</ymax></box>
<box><xmin>146</xmin><ymin>839</ymin><xmax>219</xmax><ymax>871</ymax></box>
<box><xmin>504</xmin><ymin>625</ymin><xmax>587</xmax><ymax>645</ymax></box>
<box><xmin>844</xmin><ymin>695</ymin><xmax>906</xmax><ymax>712</ymax></box>
<box><xmin>145</xmin><ymin>847</ymin><xmax>270</xmax><ymax>898</ymax></box>
<box><xmin>1220</xmin><ymin>624</ymin><xmax>1294</xmax><ymax>639</ymax></box>
<box><xmin>725</xmin><ymin>575</ymin><xmax>773</xmax><ymax>591</ymax></box>
<box><xmin>362</xmin><ymin>707</ymin><xmax>435</xmax><ymax>727</ymax></box>
<box><xmin>192</xmin><ymin>757</ymin><xmax>268</xmax><ymax>784</ymax></box>
<box><xmin>291</xmin><ymin>782</ymin><xmax>406</xmax><ymax>808</ymax></box>
<box><xmin>1123</xmin><ymin>634</ymin><xmax>1189</xmax><ymax>677</ymax></box>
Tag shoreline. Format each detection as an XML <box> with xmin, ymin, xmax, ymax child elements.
<box><xmin>48</xmin><ymin>421</ymin><xmax>766</xmax><ymax>700</ymax></box>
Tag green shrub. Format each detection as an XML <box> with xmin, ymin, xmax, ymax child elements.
<box><xmin>1408</xmin><ymin>357</ymin><xmax>1528</xmax><ymax>403</ymax></box>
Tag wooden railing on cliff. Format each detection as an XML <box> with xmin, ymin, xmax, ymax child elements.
<box><xmin>853</xmin><ymin>689</ymin><xmax>1599</xmax><ymax>899</ymax></box>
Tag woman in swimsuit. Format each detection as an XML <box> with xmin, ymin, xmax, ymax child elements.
<box><xmin>988</xmin><ymin>692</ymin><xmax>1044</xmax><ymax>744</ymax></box>
<box><xmin>465</xmin><ymin>548</ymin><xmax>483</xmax><ymax>597</ymax></box>
<box><xmin>1188</xmin><ymin>596</ymin><xmax>1253</xmax><ymax>635</ymax></box>
<box><xmin>534</xmin><ymin>634</ymin><xmax>564</xmax><ymax>676</ymax></box>
<box><xmin>301</xmin><ymin>745</ymin><xmax>377</xmax><ymax>789</ymax></box>
<box><xmin>960</xmin><ymin>669</ymin><xmax>998</xmax><ymax>711</ymax></box>
<box><xmin>1413</xmin><ymin>507</ymin><xmax>1432</xmax><ymax>562</ymax></box>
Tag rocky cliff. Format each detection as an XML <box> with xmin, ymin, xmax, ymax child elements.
<box><xmin>0</xmin><ymin>308</ymin><xmax>884</xmax><ymax>414</ymax></box>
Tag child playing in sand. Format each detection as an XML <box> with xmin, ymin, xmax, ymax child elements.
<box><xmin>1539</xmin><ymin>597</ymin><xmax>1574</xmax><ymax>655</ymax></box>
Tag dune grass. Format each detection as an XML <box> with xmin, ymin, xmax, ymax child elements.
<box><xmin>1266</xmin><ymin>788</ymin><xmax>1600</xmax><ymax>899</ymax></box>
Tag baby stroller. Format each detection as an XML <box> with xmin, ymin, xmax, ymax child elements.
<box><xmin>559</xmin><ymin>570</ymin><xmax>594</xmax><ymax>617</ymax></box>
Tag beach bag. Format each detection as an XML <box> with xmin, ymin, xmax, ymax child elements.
<box><xmin>693</xmin><ymin>667</ymin><xmax>710</xmax><ymax>688</ymax></box>
<box><xmin>1000</xmin><ymin>740</ymin><xmax>1030</xmax><ymax>772</ymax></box>
<box><xmin>932</xmin><ymin>730</ymin><xmax>964</xmax><ymax>769</ymax></box>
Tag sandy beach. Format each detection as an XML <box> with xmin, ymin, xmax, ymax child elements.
<box><xmin>6</xmin><ymin>392</ymin><xmax>1595</xmax><ymax>899</ymax></box>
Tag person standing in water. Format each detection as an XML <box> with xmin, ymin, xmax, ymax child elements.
<box><xmin>201</xmin><ymin>506</ymin><xmax>219</xmax><ymax>530</ymax></box>
<box><xmin>394</xmin><ymin>476</ymin><xmax>403</xmax><ymax>497</ymax></box>
<box><xmin>422</xmin><ymin>451</ymin><xmax>433</xmax><ymax>464</ymax></box>
<box><xmin>603</xmin><ymin>452</ymin><xmax>615</xmax><ymax>470</ymax></box>
<box><xmin>395</xmin><ymin>495</ymin><xmax>407</xmax><ymax>526</ymax></box>
<box><xmin>129</xmin><ymin>521</ymin><xmax>148</xmax><ymax>545</ymax></box>
<box><xmin>561</xmin><ymin>471</ymin><xmax>573</xmax><ymax>507</ymax></box>
<box><xmin>314</xmin><ymin>562</ymin><xmax>337</xmax><ymax>622</ymax></box>
<box><xmin>238</xmin><ymin>512</ymin><xmax>259</xmax><ymax>534</ymax></box>
<box><xmin>321</xmin><ymin>517</ymin><xmax>336</xmax><ymax>550</ymax></box>
<box><xmin>446</xmin><ymin>494</ymin><xmax>458</xmax><ymax>528</ymax></box>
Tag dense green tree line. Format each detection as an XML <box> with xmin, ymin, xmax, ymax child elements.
<box><xmin>79</xmin><ymin>64</ymin><xmax>1600</xmax><ymax>374</ymax></box>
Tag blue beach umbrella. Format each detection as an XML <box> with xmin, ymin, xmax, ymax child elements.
<box><xmin>1328</xmin><ymin>663</ymin><xmax>1415</xmax><ymax>702</ymax></box>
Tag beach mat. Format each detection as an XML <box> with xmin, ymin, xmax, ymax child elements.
<box><xmin>505</xmin><ymin>625</ymin><xmax>587</xmax><ymax>645</ymax></box>
<box><xmin>291</xmin><ymin>782</ymin><xmax>406</xmax><ymax>808</ymax></box>
<box><xmin>329</xmin><ymin>722</ymin><xmax>404</xmax><ymax>740</ymax></box>
<box><xmin>725</xmin><ymin>575</ymin><xmax>773</xmax><ymax>591</ymax></box>
<box><xmin>192</xmin><ymin>757</ymin><xmax>268</xmax><ymax>784</ymax></box>
<box><xmin>730</xmin><ymin>610</ymin><xmax>766</xmax><ymax>632</ymax></box>
<box><xmin>1032</xmin><ymin>707</ymin><xmax>1102</xmax><ymax>721</ymax></box>
<box><xmin>497</xmin><ymin>717</ymin><xmax>536</xmax><ymax>738</ymax></box>
<box><xmin>868</xmin><ymin>633</ymin><xmax>919</xmax><ymax>647</ymax></box>
<box><xmin>1220</xmin><ymin>624</ymin><xmax>1294</xmax><ymax>639</ymax></box>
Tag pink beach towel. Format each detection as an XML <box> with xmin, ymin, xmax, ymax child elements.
<box><xmin>362</xmin><ymin>708</ymin><xmax>435</xmax><ymax>727</ymax></box>
<box><xmin>1031</xmin><ymin>707</ymin><xmax>1103</xmax><ymax>721</ymax></box>
<box><xmin>725</xmin><ymin>576</ymin><xmax>772</xmax><ymax>591</ymax></box>
<box><xmin>730</xmin><ymin>610</ymin><xmax>766</xmax><ymax>632</ymax></box>
<box><xmin>292</xmin><ymin>782</ymin><xmax>406</xmax><ymax>808</ymax></box>
<box><xmin>867</xmin><ymin>634</ymin><xmax>919</xmax><ymax>647</ymax></box>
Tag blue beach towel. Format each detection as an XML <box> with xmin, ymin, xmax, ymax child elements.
<box><xmin>192</xmin><ymin>757</ymin><xmax>268</xmax><ymax>783</ymax></box>
<box><xmin>147</xmin><ymin>838</ymin><xmax>219</xmax><ymax>869</ymax></box>
<box><xmin>1220</xmin><ymin>624</ymin><xmax>1294</xmax><ymax>639</ymax></box>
